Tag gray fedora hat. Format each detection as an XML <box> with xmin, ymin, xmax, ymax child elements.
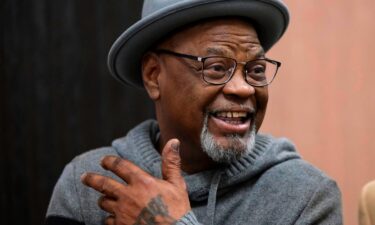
<box><xmin>108</xmin><ymin>0</ymin><xmax>289</xmax><ymax>88</ymax></box>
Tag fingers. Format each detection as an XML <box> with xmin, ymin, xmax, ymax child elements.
<box><xmin>98</xmin><ymin>195</ymin><xmax>116</xmax><ymax>214</ymax></box>
<box><xmin>81</xmin><ymin>173</ymin><xmax>124</xmax><ymax>198</ymax></box>
<box><xmin>161</xmin><ymin>139</ymin><xmax>186</xmax><ymax>189</ymax></box>
<box><xmin>100</xmin><ymin>156</ymin><xmax>151</xmax><ymax>184</ymax></box>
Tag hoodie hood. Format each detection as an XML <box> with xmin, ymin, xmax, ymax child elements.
<box><xmin>112</xmin><ymin>119</ymin><xmax>301</xmax><ymax>224</ymax></box>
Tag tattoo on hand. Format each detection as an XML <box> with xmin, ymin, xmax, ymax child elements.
<box><xmin>134</xmin><ymin>195</ymin><xmax>177</xmax><ymax>225</ymax></box>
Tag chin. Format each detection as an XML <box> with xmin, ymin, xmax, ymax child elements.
<box><xmin>200</xmin><ymin>116</ymin><xmax>256</xmax><ymax>163</ymax></box>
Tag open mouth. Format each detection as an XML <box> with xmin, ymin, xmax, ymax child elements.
<box><xmin>208</xmin><ymin>110</ymin><xmax>254</xmax><ymax>134</ymax></box>
<box><xmin>210</xmin><ymin>111</ymin><xmax>252</xmax><ymax>124</ymax></box>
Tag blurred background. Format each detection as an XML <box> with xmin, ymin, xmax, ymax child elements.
<box><xmin>1</xmin><ymin>0</ymin><xmax>374</xmax><ymax>224</ymax></box>
<box><xmin>264</xmin><ymin>1</ymin><xmax>375</xmax><ymax>224</ymax></box>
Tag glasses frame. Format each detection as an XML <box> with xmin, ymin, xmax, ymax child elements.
<box><xmin>153</xmin><ymin>49</ymin><xmax>281</xmax><ymax>87</ymax></box>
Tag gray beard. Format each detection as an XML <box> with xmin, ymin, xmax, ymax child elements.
<box><xmin>200</xmin><ymin>114</ymin><xmax>256</xmax><ymax>163</ymax></box>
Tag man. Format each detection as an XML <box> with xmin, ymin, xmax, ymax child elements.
<box><xmin>46</xmin><ymin>0</ymin><xmax>343</xmax><ymax>225</ymax></box>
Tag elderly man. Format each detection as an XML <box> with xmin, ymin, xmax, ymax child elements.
<box><xmin>45</xmin><ymin>0</ymin><xmax>343</xmax><ymax>225</ymax></box>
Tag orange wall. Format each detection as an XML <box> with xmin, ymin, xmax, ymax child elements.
<box><xmin>262</xmin><ymin>1</ymin><xmax>375</xmax><ymax>224</ymax></box>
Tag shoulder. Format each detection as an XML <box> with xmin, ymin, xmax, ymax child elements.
<box><xmin>267</xmin><ymin>158</ymin><xmax>338</xmax><ymax>183</ymax></box>
<box><xmin>46</xmin><ymin>147</ymin><xmax>118</xmax><ymax>222</ymax></box>
<box><xmin>71</xmin><ymin>147</ymin><xmax>119</xmax><ymax>172</ymax></box>
<box><xmin>65</xmin><ymin>147</ymin><xmax>119</xmax><ymax>178</ymax></box>
<box><xmin>53</xmin><ymin>146</ymin><xmax>122</xmax><ymax>191</ymax></box>
<box><xmin>276</xmin><ymin>160</ymin><xmax>343</xmax><ymax>223</ymax></box>
<box><xmin>254</xmin><ymin>157</ymin><xmax>342</xmax><ymax>223</ymax></box>
<box><xmin>253</xmin><ymin>135</ymin><xmax>341</xmax><ymax>200</ymax></box>
<box><xmin>55</xmin><ymin>146</ymin><xmax>120</xmax><ymax>190</ymax></box>
<box><xmin>268</xmin><ymin>157</ymin><xmax>338</xmax><ymax>189</ymax></box>
<box><xmin>257</xmin><ymin>134</ymin><xmax>336</xmax><ymax>188</ymax></box>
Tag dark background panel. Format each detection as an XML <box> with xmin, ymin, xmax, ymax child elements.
<box><xmin>1</xmin><ymin>1</ymin><xmax>152</xmax><ymax>224</ymax></box>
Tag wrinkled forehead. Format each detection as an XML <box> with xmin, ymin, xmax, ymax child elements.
<box><xmin>156</xmin><ymin>17</ymin><xmax>260</xmax><ymax>49</ymax></box>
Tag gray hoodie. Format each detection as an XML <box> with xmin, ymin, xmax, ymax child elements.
<box><xmin>46</xmin><ymin>120</ymin><xmax>343</xmax><ymax>225</ymax></box>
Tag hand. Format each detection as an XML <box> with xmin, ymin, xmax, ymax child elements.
<box><xmin>81</xmin><ymin>139</ymin><xmax>191</xmax><ymax>225</ymax></box>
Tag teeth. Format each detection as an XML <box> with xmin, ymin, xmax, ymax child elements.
<box><xmin>216</xmin><ymin>112</ymin><xmax>248</xmax><ymax>118</ymax></box>
<box><xmin>237</xmin><ymin>112</ymin><xmax>247</xmax><ymax>117</ymax></box>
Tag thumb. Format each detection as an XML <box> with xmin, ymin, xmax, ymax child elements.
<box><xmin>161</xmin><ymin>139</ymin><xmax>186</xmax><ymax>189</ymax></box>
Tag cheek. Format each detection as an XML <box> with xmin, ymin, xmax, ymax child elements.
<box><xmin>176</xmin><ymin>84</ymin><xmax>208</xmax><ymax>122</ymax></box>
<box><xmin>162</xmin><ymin>67</ymin><xmax>214</xmax><ymax>113</ymax></box>
<box><xmin>160</xmin><ymin>73</ymin><xmax>203</xmax><ymax>124</ymax></box>
<box><xmin>254</xmin><ymin>87</ymin><xmax>269</xmax><ymax>129</ymax></box>
<box><xmin>158</xmin><ymin>62</ymin><xmax>220</xmax><ymax>131</ymax></box>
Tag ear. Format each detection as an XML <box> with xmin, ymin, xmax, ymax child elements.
<box><xmin>142</xmin><ymin>52</ymin><xmax>161</xmax><ymax>100</ymax></box>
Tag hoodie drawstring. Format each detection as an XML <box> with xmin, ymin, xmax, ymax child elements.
<box><xmin>205</xmin><ymin>171</ymin><xmax>222</xmax><ymax>225</ymax></box>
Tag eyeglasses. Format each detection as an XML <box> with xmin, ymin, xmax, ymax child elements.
<box><xmin>154</xmin><ymin>49</ymin><xmax>281</xmax><ymax>87</ymax></box>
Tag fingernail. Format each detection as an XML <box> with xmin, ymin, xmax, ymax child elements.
<box><xmin>100</xmin><ymin>156</ymin><xmax>108</xmax><ymax>169</ymax></box>
<box><xmin>80</xmin><ymin>173</ymin><xmax>87</xmax><ymax>181</ymax></box>
<box><xmin>100</xmin><ymin>156</ymin><xmax>105</xmax><ymax>164</ymax></box>
<box><xmin>171</xmin><ymin>141</ymin><xmax>180</xmax><ymax>153</ymax></box>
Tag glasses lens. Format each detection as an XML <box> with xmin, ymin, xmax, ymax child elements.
<box><xmin>202</xmin><ymin>57</ymin><xmax>236</xmax><ymax>84</ymax></box>
<box><xmin>245</xmin><ymin>60</ymin><xmax>278</xmax><ymax>86</ymax></box>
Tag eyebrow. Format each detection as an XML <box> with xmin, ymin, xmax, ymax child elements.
<box><xmin>206</xmin><ymin>47</ymin><xmax>229</xmax><ymax>56</ymax></box>
<box><xmin>205</xmin><ymin>47</ymin><xmax>265</xmax><ymax>59</ymax></box>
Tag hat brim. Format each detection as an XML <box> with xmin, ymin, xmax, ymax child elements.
<box><xmin>108</xmin><ymin>0</ymin><xmax>289</xmax><ymax>88</ymax></box>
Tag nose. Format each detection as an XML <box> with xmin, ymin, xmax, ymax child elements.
<box><xmin>222</xmin><ymin>66</ymin><xmax>255</xmax><ymax>98</ymax></box>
